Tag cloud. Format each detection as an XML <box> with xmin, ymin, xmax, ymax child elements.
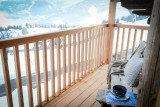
<box><xmin>53</xmin><ymin>20</ymin><xmax>64</xmax><ymax>25</ymax></box>
<box><xmin>88</xmin><ymin>6</ymin><xmax>97</xmax><ymax>16</ymax></box>
<box><xmin>0</xmin><ymin>12</ymin><xmax>16</xmax><ymax>27</ymax></box>
<box><xmin>79</xmin><ymin>11</ymin><xmax>108</xmax><ymax>26</ymax></box>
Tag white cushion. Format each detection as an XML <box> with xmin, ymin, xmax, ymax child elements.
<box><xmin>124</xmin><ymin>52</ymin><xmax>144</xmax><ymax>86</ymax></box>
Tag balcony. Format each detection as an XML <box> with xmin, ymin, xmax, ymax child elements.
<box><xmin>0</xmin><ymin>22</ymin><xmax>149</xmax><ymax>107</ymax></box>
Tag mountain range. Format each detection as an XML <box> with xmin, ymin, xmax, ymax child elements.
<box><xmin>0</xmin><ymin>0</ymin><xmax>130</xmax><ymax>26</ymax></box>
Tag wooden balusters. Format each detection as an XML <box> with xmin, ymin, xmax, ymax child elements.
<box><xmin>132</xmin><ymin>29</ymin><xmax>137</xmax><ymax>54</ymax></box>
<box><xmin>1</xmin><ymin>48</ymin><xmax>13</xmax><ymax>107</ymax></box>
<box><xmin>140</xmin><ymin>29</ymin><xmax>144</xmax><ymax>41</ymax></box>
<box><xmin>102</xmin><ymin>28</ymin><xmax>105</xmax><ymax>64</ymax></box>
<box><xmin>81</xmin><ymin>32</ymin><xmax>84</xmax><ymax>78</ymax></box>
<box><xmin>57</xmin><ymin>37</ymin><xmax>61</xmax><ymax>94</ymax></box>
<box><xmin>99</xmin><ymin>28</ymin><xmax>103</xmax><ymax>65</ymax></box>
<box><xmin>24</xmin><ymin>44</ymin><xmax>34</xmax><ymax>107</ymax></box>
<box><xmin>103</xmin><ymin>27</ymin><xmax>108</xmax><ymax>63</ymax></box>
<box><xmin>115</xmin><ymin>27</ymin><xmax>120</xmax><ymax>60</ymax></box>
<box><xmin>88</xmin><ymin>30</ymin><xmax>91</xmax><ymax>73</ymax></box>
<box><xmin>94</xmin><ymin>30</ymin><xmax>97</xmax><ymax>68</ymax></box>
<box><xmin>125</xmin><ymin>28</ymin><xmax>131</xmax><ymax>60</ymax></box>
<box><xmin>84</xmin><ymin>31</ymin><xmax>88</xmax><ymax>76</ymax></box>
<box><xmin>73</xmin><ymin>34</ymin><xmax>76</xmax><ymax>83</ymax></box>
<box><xmin>34</xmin><ymin>42</ymin><xmax>42</xmax><ymax>106</ymax></box>
<box><xmin>13</xmin><ymin>46</ymin><xmax>24</xmax><ymax>107</ymax></box>
<box><xmin>62</xmin><ymin>36</ymin><xmax>66</xmax><ymax>90</ymax></box>
<box><xmin>34</xmin><ymin>42</ymin><xmax>42</xmax><ymax>105</ymax></box>
<box><xmin>77</xmin><ymin>33</ymin><xmax>80</xmax><ymax>80</ymax></box>
<box><xmin>50</xmin><ymin>39</ymin><xmax>55</xmax><ymax>97</ymax></box>
<box><xmin>97</xmin><ymin>29</ymin><xmax>100</xmax><ymax>67</ymax></box>
<box><xmin>91</xmin><ymin>30</ymin><xmax>95</xmax><ymax>72</ymax></box>
<box><xmin>120</xmin><ymin>28</ymin><xmax>125</xmax><ymax>60</ymax></box>
<box><xmin>42</xmin><ymin>40</ymin><xmax>49</xmax><ymax>101</ymax></box>
<box><xmin>68</xmin><ymin>35</ymin><xmax>71</xmax><ymax>86</ymax></box>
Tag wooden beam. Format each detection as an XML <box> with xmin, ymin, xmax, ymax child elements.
<box><xmin>114</xmin><ymin>24</ymin><xmax>149</xmax><ymax>30</ymax></box>
<box><xmin>132</xmin><ymin>10</ymin><xmax>152</xmax><ymax>16</ymax></box>
<box><xmin>136</xmin><ymin>0</ymin><xmax>160</xmax><ymax>106</ymax></box>
<box><xmin>121</xmin><ymin>0</ymin><xmax>153</xmax><ymax>9</ymax></box>
<box><xmin>105</xmin><ymin>1</ymin><xmax>117</xmax><ymax>63</ymax></box>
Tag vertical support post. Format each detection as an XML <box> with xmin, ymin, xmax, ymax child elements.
<box><xmin>136</xmin><ymin>0</ymin><xmax>160</xmax><ymax>106</ymax></box>
<box><xmin>105</xmin><ymin>0</ymin><xmax>117</xmax><ymax>64</ymax></box>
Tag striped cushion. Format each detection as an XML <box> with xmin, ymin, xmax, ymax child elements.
<box><xmin>124</xmin><ymin>52</ymin><xmax>144</xmax><ymax>86</ymax></box>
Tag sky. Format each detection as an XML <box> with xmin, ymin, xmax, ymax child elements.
<box><xmin>0</xmin><ymin>0</ymin><xmax>134</xmax><ymax>27</ymax></box>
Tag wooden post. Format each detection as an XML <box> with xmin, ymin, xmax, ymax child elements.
<box><xmin>105</xmin><ymin>0</ymin><xmax>117</xmax><ymax>64</ymax></box>
<box><xmin>136</xmin><ymin>0</ymin><xmax>160</xmax><ymax>106</ymax></box>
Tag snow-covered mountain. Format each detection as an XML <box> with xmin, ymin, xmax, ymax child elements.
<box><xmin>0</xmin><ymin>0</ymin><xmax>131</xmax><ymax>27</ymax></box>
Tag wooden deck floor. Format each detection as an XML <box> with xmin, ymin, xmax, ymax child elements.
<box><xmin>44</xmin><ymin>64</ymin><xmax>108</xmax><ymax>107</ymax></box>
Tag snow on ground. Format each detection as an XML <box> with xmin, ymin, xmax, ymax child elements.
<box><xmin>0</xmin><ymin>73</ymin><xmax>70</xmax><ymax>107</ymax></box>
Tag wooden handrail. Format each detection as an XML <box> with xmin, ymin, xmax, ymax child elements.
<box><xmin>0</xmin><ymin>24</ymin><xmax>108</xmax><ymax>49</ymax></box>
<box><xmin>114</xmin><ymin>24</ymin><xmax>149</xmax><ymax>30</ymax></box>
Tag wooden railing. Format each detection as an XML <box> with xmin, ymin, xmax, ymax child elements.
<box><xmin>113</xmin><ymin>24</ymin><xmax>149</xmax><ymax>60</ymax></box>
<box><xmin>0</xmin><ymin>24</ymin><xmax>108</xmax><ymax>107</ymax></box>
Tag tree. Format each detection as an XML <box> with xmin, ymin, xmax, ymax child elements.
<box><xmin>22</xmin><ymin>27</ymin><xmax>29</xmax><ymax>35</ymax></box>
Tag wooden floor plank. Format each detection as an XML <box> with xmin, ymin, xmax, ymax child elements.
<box><xmin>79</xmin><ymin>81</ymin><xmax>107</xmax><ymax>107</ymax></box>
<box><xmin>55</xmin><ymin>68</ymin><xmax>107</xmax><ymax>106</ymax></box>
<box><xmin>44</xmin><ymin>65</ymin><xmax>108</xmax><ymax>107</ymax></box>
<box><xmin>91</xmin><ymin>101</ymin><xmax>101</xmax><ymax>107</ymax></box>
<box><xmin>66</xmin><ymin>69</ymin><xmax>107</xmax><ymax>107</ymax></box>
